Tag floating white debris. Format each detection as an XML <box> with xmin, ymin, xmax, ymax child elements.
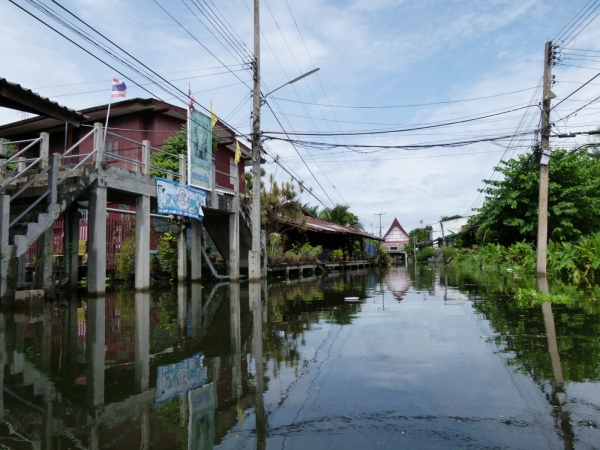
<box><xmin>344</xmin><ymin>297</ymin><xmax>360</xmax><ymax>302</ymax></box>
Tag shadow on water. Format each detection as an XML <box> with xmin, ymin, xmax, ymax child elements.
<box><xmin>0</xmin><ymin>266</ymin><xmax>598</xmax><ymax>448</ymax></box>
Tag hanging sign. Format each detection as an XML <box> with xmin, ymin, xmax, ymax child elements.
<box><xmin>188</xmin><ymin>110</ymin><xmax>212</xmax><ymax>191</ymax></box>
<box><xmin>156</xmin><ymin>177</ymin><xmax>205</xmax><ymax>221</ymax></box>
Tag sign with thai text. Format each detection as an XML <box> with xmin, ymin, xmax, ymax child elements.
<box><xmin>188</xmin><ymin>110</ymin><xmax>212</xmax><ymax>191</ymax></box>
<box><xmin>156</xmin><ymin>177</ymin><xmax>205</xmax><ymax>221</ymax></box>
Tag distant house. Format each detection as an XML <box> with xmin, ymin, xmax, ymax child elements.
<box><xmin>426</xmin><ymin>217</ymin><xmax>469</xmax><ymax>247</ymax></box>
<box><xmin>382</xmin><ymin>218</ymin><xmax>410</xmax><ymax>263</ymax></box>
<box><xmin>278</xmin><ymin>211</ymin><xmax>382</xmax><ymax>260</ymax></box>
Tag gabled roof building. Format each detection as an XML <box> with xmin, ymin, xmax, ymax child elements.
<box><xmin>382</xmin><ymin>217</ymin><xmax>410</xmax><ymax>262</ymax></box>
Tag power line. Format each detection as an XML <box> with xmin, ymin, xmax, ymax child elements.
<box><xmin>270</xmin><ymin>87</ymin><xmax>538</xmax><ymax>109</ymax></box>
<box><xmin>263</xmin><ymin>100</ymin><xmax>335</xmax><ymax>207</ymax></box>
<box><xmin>552</xmin><ymin>70</ymin><xmax>600</xmax><ymax>109</ymax></box>
<box><xmin>263</xmin><ymin>105</ymin><xmax>534</xmax><ymax>137</ymax></box>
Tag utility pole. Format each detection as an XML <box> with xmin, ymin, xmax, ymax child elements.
<box><xmin>374</xmin><ymin>212</ymin><xmax>386</xmax><ymax>238</ymax></box>
<box><xmin>249</xmin><ymin>0</ymin><xmax>261</xmax><ymax>280</ymax></box>
<box><xmin>537</xmin><ymin>41</ymin><xmax>556</xmax><ymax>278</ymax></box>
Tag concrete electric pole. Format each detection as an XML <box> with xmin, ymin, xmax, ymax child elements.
<box><xmin>374</xmin><ymin>212</ymin><xmax>386</xmax><ymax>238</ymax></box>
<box><xmin>249</xmin><ymin>0</ymin><xmax>261</xmax><ymax>280</ymax></box>
<box><xmin>536</xmin><ymin>41</ymin><xmax>555</xmax><ymax>278</ymax></box>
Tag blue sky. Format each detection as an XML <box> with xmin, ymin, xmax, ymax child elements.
<box><xmin>1</xmin><ymin>0</ymin><xmax>599</xmax><ymax>235</ymax></box>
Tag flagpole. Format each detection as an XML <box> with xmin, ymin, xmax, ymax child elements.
<box><xmin>103</xmin><ymin>90</ymin><xmax>113</xmax><ymax>146</ymax></box>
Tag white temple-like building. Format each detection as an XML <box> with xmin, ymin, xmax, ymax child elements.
<box><xmin>382</xmin><ymin>218</ymin><xmax>410</xmax><ymax>263</ymax></box>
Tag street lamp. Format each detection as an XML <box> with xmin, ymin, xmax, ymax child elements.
<box><xmin>260</xmin><ymin>68</ymin><xmax>320</xmax><ymax>105</ymax></box>
<box><xmin>248</xmin><ymin>66</ymin><xmax>321</xmax><ymax>280</ymax></box>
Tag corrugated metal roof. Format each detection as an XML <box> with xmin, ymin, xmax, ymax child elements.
<box><xmin>0</xmin><ymin>77</ymin><xmax>86</xmax><ymax>126</ymax></box>
<box><xmin>284</xmin><ymin>215</ymin><xmax>383</xmax><ymax>240</ymax></box>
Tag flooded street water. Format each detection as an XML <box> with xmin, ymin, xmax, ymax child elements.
<box><xmin>1</xmin><ymin>266</ymin><xmax>599</xmax><ymax>449</ymax></box>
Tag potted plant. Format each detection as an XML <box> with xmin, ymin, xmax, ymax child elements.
<box><xmin>268</xmin><ymin>233</ymin><xmax>283</xmax><ymax>264</ymax></box>
<box><xmin>283</xmin><ymin>250</ymin><xmax>296</xmax><ymax>264</ymax></box>
<box><xmin>330</xmin><ymin>248</ymin><xmax>343</xmax><ymax>262</ymax></box>
<box><xmin>310</xmin><ymin>245</ymin><xmax>323</xmax><ymax>262</ymax></box>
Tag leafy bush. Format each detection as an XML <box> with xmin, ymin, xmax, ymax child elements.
<box><xmin>157</xmin><ymin>232</ymin><xmax>178</xmax><ymax>280</ymax></box>
<box><xmin>116</xmin><ymin>228</ymin><xmax>135</xmax><ymax>282</ymax></box>
<box><xmin>417</xmin><ymin>247</ymin><xmax>435</xmax><ymax>263</ymax></box>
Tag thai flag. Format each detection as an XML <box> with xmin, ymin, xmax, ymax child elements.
<box><xmin>188</xmin><ymin>84</ymin><xmax>195</xmax><ymax>112</ymax></box>
<box><xmin>111</xmin><ymin>78</ymin><xmax>127</xmax><ymax>98</ymax></box>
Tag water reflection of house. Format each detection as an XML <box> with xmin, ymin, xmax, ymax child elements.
<box><xmin>385</xmin><ymin>267</ymin><xmax>411</xmax><ymax>302</ymax></box>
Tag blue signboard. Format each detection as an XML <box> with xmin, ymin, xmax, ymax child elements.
<box><xmin>156</xmin><ymin>177</ymin><xmax>205</xmax><ymax>221</ymax></box>
<box><xmin>155</xmin><ymin>353</ymin><xmax>208</xmax><ymax>405</ymax></box>
<box><xmin>188</xmin><ymin>110</ymin><xmax>212</xmax><ymax>191</ymax></box>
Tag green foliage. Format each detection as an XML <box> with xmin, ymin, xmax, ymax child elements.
<box><xmin>407</xmin><ymin>227</ymin><xmax>429</xmax><ymax>250</ymax></box>
<box><xmin>331</xmin><ymin>248</ymin><xmax>344</xmax><ymax>259</ymax></box>
<box><xmin>157</xmin><ymin>232</ymin><xmax>178</xmax><ymax>280</ymax></box>
<box><xmin>318</xmin><ymin>204</ymin><xmax>363</xmax><ymax>230</ymax></box>
<box><xmin>301</xmin><ymin>203</ymin><xmax>320</xmax><ymax>217</ymax></box>
<box><xmin>116</xmin><ymin>227</ymin><xmax>135</xmax><ymax>282</ymax></box>
<box><xmin>547</xmin><ymin>232</ymin><xmax>600</xmax><ymax>285</ymax></box>
<box><xmin>151</xmin><ymin>125</ymin><xmax>187</xmax><ymax>178</ymax></box>
<box><xmin>416</xmin><ymin>246</ymin><xmax>435</xmax><ymax>263</ymax></box>
<box><xmin>441</xmin><ymin>246</ymin><xmax>458</xmax><ymax>261</ymax></box>
<box><xmin>454</xmin><ymin>241</ymin><xmax>536</xmax><ymax>272</ymax></box>
<box><xmin>441</xmin><ymin>214</ymin><xmax>462</xmax><ymax>221</ymax></box>
<box><xmin>474</xmin><ymin>148</ymin><xmax>600</xmax><ymax>245</ymax></box>
<box><xmin>261</xmin><ymin>174</ymin><xmax>306</xmax><ymax>234</ymax></box>
<box><xmin>268</xmin><ymin>232</ymin><xmax>282</xmax><ymax>257</ymax></box>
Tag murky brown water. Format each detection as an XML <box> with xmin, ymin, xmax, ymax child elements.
<box><xmin>1</xmin><ymin>266</ymin><xmax>599</xmax><ymax>449</ymax></box>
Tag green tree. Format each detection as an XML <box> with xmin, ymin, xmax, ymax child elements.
<box><xmin>441</xmin><ymin>214</ymin><xmax>462</xmax><ymax>221</ymax></box>
<box><xmin>151</xmin><ymin>125</ymin><xmax>187</xmax><ymax>178</ymax></box>
<box><xmin>318</xmin><ymin>204</ymin><xmax>363</xmax><ymax>230</ymax></box>
<box><xmin>302</xmin><ymin>203</ymin><xmax>319</xmax><ymax>217</ymax></box>
<box><xmin>473</xmin><ymin>148</ymin><xmax>600</xmax><ymax>246</ymax></box>
<box><xmin>261</xmin><ymin>174</ymin><xmax>306</xmax><ymax>235</ymax></box>
<box><xmin>406</xmin><ymin>227</ymin><xmax>429</xmax><ymax>250</ymax></box>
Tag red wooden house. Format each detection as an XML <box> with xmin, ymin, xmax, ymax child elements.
<box><xmin>0</xmin><ymin>97</ymin><xmax>252</xmax><ymax>268</ymax></box>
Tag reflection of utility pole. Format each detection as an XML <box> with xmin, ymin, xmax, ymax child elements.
<box><xmin>538</xmin><ymin>277</ymin><xmax>574</xmax><ymax>449</ymax></box>
<box><xmin>374</xmin><ymin>212</ymin><xmax>386</xmax><ymax>238</ymax></box>
<box><xmin>250</xmin><ymin>284</ymin><xmax>267</xmax><ymax>449</ymax></box>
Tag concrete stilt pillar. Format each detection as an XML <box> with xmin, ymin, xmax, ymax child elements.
<box><xmin>65</xmin><ymin>209</ymin><xmax>80</xmax><ymax>290</ymax></box>
<box><xmin>0</xmin><ymin>196</ymin><xmax>15</xmax><ymax>303</ymax></box>
<box><xmin>0</xmin><ymin>314</ymin><xmax>6</xmax><ymax>418</ymax></box>
<box><xmin>34</xmin><ymin>228</ymin><xmax>54</xmax><ymax>295</ymax></box>
<box><xmin>88</xmin><ymin>184</ymin><xmax>107</xmax><ymax>295</ymax></box>
<box><xmin>16</xmin><ymin>254</ymin><xmax>26</xmax><ymax>288</ymax></box>
<box><xmin>177</xmin><ymin>226</ymin><xmax>187</xmax><ymax>282</ymax></box>
<box><xmin>135</xmin><ymin>195</ymin><xmax>150</xmax><ymax>290</ymax></box>
<box><xmin>87</xmin><ymin>296</ymin><xmax>105</xmax><ymax>407</ymax></box>
<box><xmin>229</xmin><ymin>210</ymin><xmax>239</xmax><ymax>281</ymax></box>
<box><xmin>190</xmin><ymin>221</ymin><xmax>202</xmax><ymax>281</ymax></box>
<box><xmin>134</xmin><ymin>292</ymin><xmax>150</xmax><ymax>392</ymax></box>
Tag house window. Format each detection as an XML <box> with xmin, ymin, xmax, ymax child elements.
<box><xmin>106</xmin><ymin>140</ymin><xmax>119</xmax><ymax>154</ymax></box>
<box><xmin>389</xmin><ymin>246</ymin><xmax>398</xmax><ymax>250</ymax></box>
